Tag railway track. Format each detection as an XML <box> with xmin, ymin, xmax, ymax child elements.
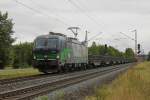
<box><xmin>0</xmin><ymin>74</ymin><xmax>44</xmax><ymax>85</ymax></box>
<box><xmin>0</xmin><ymin>63</ymin><xmax>134</xmax><ymax>100</ymax></box>
<box><xmin>0</xmin><ymin>65</ymin><xmax>116</xmax><ymax>85</ymax></box>
<box><xmin>0</xmin><ymin>64</ymin><xmax>123</xmax><ymax>86</ymax></box>
<box><xmin>0</xmin><ymin>72</ymin><xmax>62</xmax><ymax>85</ymax></box>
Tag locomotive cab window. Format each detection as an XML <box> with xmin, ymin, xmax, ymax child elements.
<box><xmin>47</xmin><ymin>38</ymin><xmax>58</xmax><ymax>49</ymax></box>
<box><xmin>34</xmin><ymin>38</ymin><xmax>47</xmax><ymax>49</ymax></box>
<box><xmin>35</xmin><ymin>38</ymin><xmax>58</xmax><ymax>49</ymax></box>
<box><xmin>59</xmin><ymin>40</ymin><xmax>66</xmax><ymax>50</ymax></box>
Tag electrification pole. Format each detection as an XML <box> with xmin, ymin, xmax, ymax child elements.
<box><xmin>84</xmin><ymin>30</ymin><xmax>89</xmax><ymax>46</ymax></box>
<box><xmin>132</xmin><ymin>29</ymin><xmax>138</xmax><ymax>55</ymax></box>
<box><xmin>120</xmin><ymin>30</ymin><xmax>138</xmax><ymax>55</ymax></box>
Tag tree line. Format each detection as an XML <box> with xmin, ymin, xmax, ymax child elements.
<box><xmin>0</xmin><ymin>12</ymin><xmax>33</xmax><ymax>69</ymax></box>
<box><xmin>88</xmin><ymin>42</ymin><xmax>135</xmax><ymax>58</ymax></box>
<box><xmin>0</xmin><ymin>12</ymin><xmax>14</xmax><ymax>69</ymax></box>
<box><xmin>12</xmin><ymin>42</ymin><xmax>33</xmax><ymax>69</ymax></box>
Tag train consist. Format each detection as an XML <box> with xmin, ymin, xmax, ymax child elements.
<box><xmin>32</xmin><ymin>32</ymin><xmax>135</xmax><ymax>73</ymax></box>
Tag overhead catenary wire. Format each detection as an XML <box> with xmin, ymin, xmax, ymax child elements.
<box><xmin>87</xmin><ymin>32</ymin><xmax>103</xmax><ymax>42</ymax></box>
<box><xmin>67</xmin><ymin>0</ymin><xmax>103</xmax><ymax>29</ymax></box>
<box><xmin>119</xmin><ymin>32</ymin><xmax>136</xmax><ymax>51</ymax></box>
<box><xmin>113</xmin><ymin>38</ymin><xmax>131</xmax><ymax>48</ymax></box>
<box><xmin>93</xmin><ymin>34</ymin><xmax>132</xmax><ymax>50</ymax></box>
<box><xmin>66</xmin><ymin>0</ymin><xmax>105</xmax><ymax>43</ymax></box>
<box><xmin>66</xmin><ymin>0</ymin><xmax>113</xmax><ymax>45</ymax></box>
<box><xmin>88</xmin><ymin>32</ymin><xmax>126</xmax><ymax>48</ymax></box>
<box><xmin>120</xmin><ymin>32</ymin><xmax>135</xmax><ymax>41</ymax></box>
<box><xmin>14</xmin><ymin>0</ymin><xmax>101</xmax><ymax>42</ymax></box>
<box><xmin>14</xmin><ymin>0</ymin><xmax>70</xmax><ymax>27</ymax></box>
<box><xmin>75</xmin><ymin>0</ymin><xmax>106</xmax><ymax>28</ymax></box>
<box><xmin>29</xmin><ymin>0</ymin><xmax>71</xmax><ymax>26</ymax></box>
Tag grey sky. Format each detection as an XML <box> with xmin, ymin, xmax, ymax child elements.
<box><xmin>0</xmin><ymin>0</ymin><xmax>150</xmax><ymax>53</ymax></box>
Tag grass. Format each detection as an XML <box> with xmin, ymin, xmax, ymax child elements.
<box><xmin>86</xmin><ymin>62</ymin><xmax>150</xmax><ymax>100</ymax></box>
<box><xmin>0</xmin><ymin>68</ymin><xmax>41</xmax><ymax>79</ymax></box>
<box><xmin>36</xmin><ymin>91</ymin><xmax>65</xmax><ymax>100</ymax></box>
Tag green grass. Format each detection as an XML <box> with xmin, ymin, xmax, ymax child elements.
<box><xmin>86</xmin><ymin>62</ymin><xmax>150</xmax><ymax>100</ymax></box>
<box><xmin>0</xmin><ymin>68</ymin><xmax>41</xmax><ymax>79</ymax></box>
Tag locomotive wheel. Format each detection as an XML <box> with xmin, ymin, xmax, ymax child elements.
<box><xmin>57</xmin><ymin>69</ymin><xmax>62</xmax><ymax>73</ymax></box>
<box><xmin>64</xmin><ymin>65</ymin><xmax>69</xmax><ymax>73</ymax></box>
<box><xmin>83</xmin><ymin>64</ymin><xmax>87</xmax><ymax>70</ymax></box>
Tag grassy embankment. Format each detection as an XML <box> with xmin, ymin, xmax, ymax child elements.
<box><xmin>0</xmin><ymin>68</ymin><xmax>40</xmax><ymax>79</ymax></box>
<box><xmin>86</xmin><ymin>62</ymin><xmax>150</xmax><ymax>100</ymax></box>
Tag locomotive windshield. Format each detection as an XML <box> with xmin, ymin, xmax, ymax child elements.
<box><xmin>35</xmin><ymin>38</ymin><xmax>58</xmax><ymax>49</ymax></box>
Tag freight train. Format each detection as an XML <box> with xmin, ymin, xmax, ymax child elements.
<box><xmin>32</xmin><ymin>32</ymin><xmax>135</xmax><ymax>73</ymax></box>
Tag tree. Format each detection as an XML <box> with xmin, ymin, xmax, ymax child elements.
<box><xmin>88</xmin><ymin>42</ymin><xmax>99</xmax><ymax>55</ymax></box>
<box><xmin>99</xmin><ymin>45</ymin><xmax>106</xmax><ymax>55</ymax></box>
<box><xmin>12</xmin><ymin>42</ymin><xmax>33</xmax><ymax>69</ymax></box>
<box><xmin>125</xmin><ymin>48</ymin><xmax>134</xmax><ymax>58</ymax></box>
<box><xmin>0</xmin><ymin>12</ymin><xmax>14</xmax><ymax>69</ymax></box>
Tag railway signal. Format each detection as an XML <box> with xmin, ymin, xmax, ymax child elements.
<box><xmin>104</xmin><ymin>44</ymin><xmax>108</xmax><ymax>55</ymax></box>
<box><xmin>137</xmin><ymin>44</ymin><xmax>141</xmax><ymax>54</ymax></box>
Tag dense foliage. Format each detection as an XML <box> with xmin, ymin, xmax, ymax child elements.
<box><xmin>124</xmin><ymin>48</ymin><xmax>135</xmax><ymax>58</ymax></box>
<box><xmin>12</xmin><ymin>42</ymin><xmax>33</xmax><ymax>69</ymax></box>
<box><xmin>0</xmin><ymin>12</ymin><xmax>33</xmax><ymax>69</ymax></box>
<box><xmin>0</xmin><ymin>12</ymin><xmax>14</xmax><ymax>69</ymax></box>
<box><xmin>89</xmin><ymin>42</ymin><xmax>135</xmax><ymax>58</ymax></box>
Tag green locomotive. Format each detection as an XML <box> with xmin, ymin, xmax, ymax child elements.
<box><xmin>32</xmin><ymin>32</ymin><xmax>88</xmax><ymax>73</ymax></box>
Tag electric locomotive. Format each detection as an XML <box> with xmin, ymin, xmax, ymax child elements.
<box><xmin>32</xmin><ymin>32</ymin><xmax>88</xmax><ymax>73</ymax></box>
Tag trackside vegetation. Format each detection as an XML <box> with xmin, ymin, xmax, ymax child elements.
<box><xmin>88</xmin><ymin>42</ymin><xmax>135</xmax><ymax>58</ymax></box>
<box><xmin>86</xmin><ymin>62</ymin><xmax>150</xmax><ymax>100</ymax></box>
<box><xmin>0</xmin><ymin>11</ymin><xmax>14</xmax><ymax>69</ymax></box>
<box><xmin>12</xmin><ymin>42</ymin><xmax>33</xmax><ymax>69</ymax></box>
<box><xmin>0</xmin><ymin>68</ymin><xmax>40</xmax><ymax>79</ymax></box>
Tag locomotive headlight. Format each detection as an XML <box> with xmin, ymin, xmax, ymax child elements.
<box><xmin>33</xmin><ymin>56</ymin><xmax>36</xmax><ymax>59</ymax></box>
<box><xmin>56</xmin><ymin>55</ymin><xmax>60</xmax><ymax>59</ymax></box>
<box><xmin>44</xmin><ymin>55</ymin><xmax>48</xmax><ymax>58</ymax></box>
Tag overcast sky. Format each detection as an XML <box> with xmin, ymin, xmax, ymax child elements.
<box><xmin>0</xmin><ymin>0</ymin><xmax>150</xmax><ymax>53</ymax></box>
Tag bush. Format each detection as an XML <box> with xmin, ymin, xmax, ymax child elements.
<box><xmin>12</xmin><ymin>42</ymin><xmax>33</xmax><ymax>68</ymax></box>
